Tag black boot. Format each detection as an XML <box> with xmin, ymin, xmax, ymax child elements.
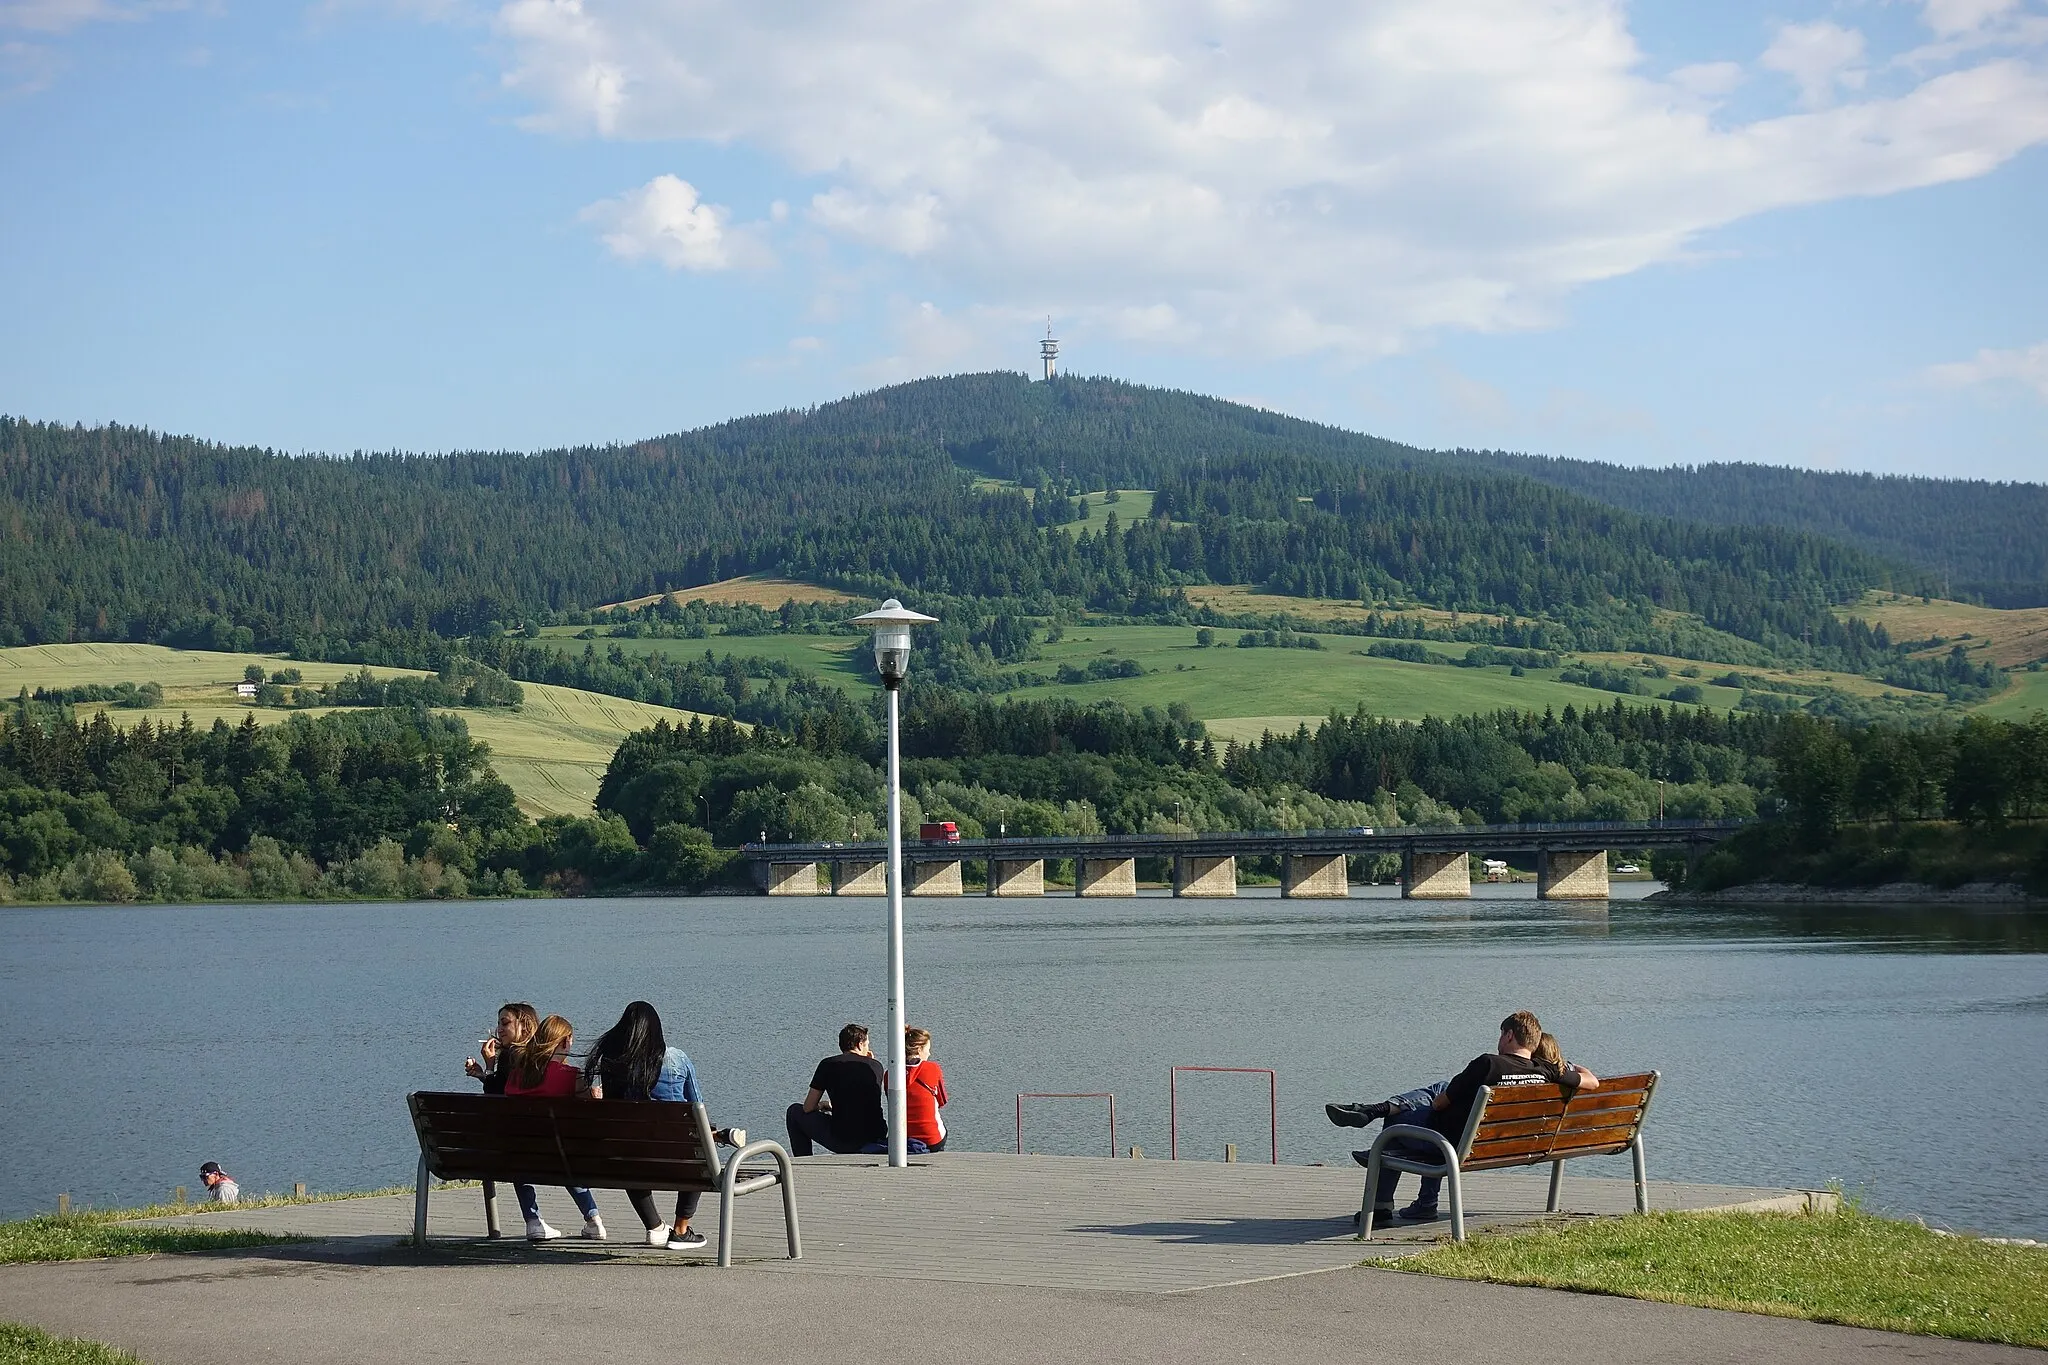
<box><xmin>1326</xmin><ymin>1100</ymin><xmax>1395</xmax><ymax>1128</ymax></box>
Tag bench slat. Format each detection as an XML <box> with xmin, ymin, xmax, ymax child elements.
<box><xmin>427</xmin><ymin>1137</ymin><xmax>715</xmax><ymax>1166</ymax></box>
<box><xmin>1474</xmin><ymin>1099</ymin><xmax>1571</xmax><ymax>1125</ymax></box>
<box><xmin>1555</xmin><ymin>1108</ymin><xmax>1644</xmax><ymax>1136</ymax></box>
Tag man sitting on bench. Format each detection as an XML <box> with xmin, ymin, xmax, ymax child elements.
<box><xmin>1338</xmin><ymin>1009</ymin><xmax>1565</xmax><ymax>1224</ymax></box>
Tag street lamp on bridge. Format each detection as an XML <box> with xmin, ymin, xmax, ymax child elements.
<box><xmin>849</xmin><ymin>597</ymin><xmax>937</xmax><ymax>1169</ymax></box>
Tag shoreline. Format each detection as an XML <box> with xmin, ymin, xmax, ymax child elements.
<box><xmin>1651</xmin><ymin>880</ymin><xmax>2042</xmax><ymax>906</ymax></box>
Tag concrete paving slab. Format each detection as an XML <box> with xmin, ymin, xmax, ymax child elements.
<box><xmin>0</xmin><ymin>1241</ymin><xmax>2034</xmax><ymax>1365</ymax></box>
<box><xmin>129</xmin><ymin>1151</ymin><xmax>1822</xmax><ymax>1293</ymax></box>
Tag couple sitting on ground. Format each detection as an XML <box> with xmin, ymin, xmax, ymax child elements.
<box><xmin>784</xmin><ymin>1023</ymin><xmax>949</xmax><ymax>1157</ymax></box>
<box><xmin>1324</xmin><ymin>1009</ymin><xmax>1599</xmax><ymax>1226</ymax></box>
<box><xmin>462</xmin><ymin>999</ymin><xmax>742</xmax><ymax>1250</ymax></box>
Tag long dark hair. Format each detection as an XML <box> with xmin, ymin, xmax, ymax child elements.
<box><xmin>587</xmin><ymin>1001</ymin><xmax>666</xmax><ymax>1099</ymax></box>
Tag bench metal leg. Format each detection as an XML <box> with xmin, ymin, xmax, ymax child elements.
<box><xmin>413</xmin><ymin>1153</ymin><xmax>430</xmax><ymax>1247</ymax></box>
<box><xmin>716</xmin><ymin>1139</ymin><xmax>803</xmax><ymax>1268</ymax></box>
<box><xmin>482</xmin><ymin>1180</ymin><xmax>501</xmax><ymax>1238</ymax></box>
<box><xmin>717</xmin><ymin>1179</ymin><xmax>736</xmax><ymax>1269</ymax></box>
<box><xmin>1446</xmin><ymin>1160</ymin><xmax>1466</xmax><ymax>1242</ymax></box>
<box><xmin>1631</xmin><ymin>1135</ymin><xmax>1649</xmax><ymax>1213</ymax></box>
<box><xmin>1357</xmin><ymin>1146</ymin><xmax>1383</xmax><ymax>1241</ymax></box>
<box><xmin>777</xmin><ymin>1152</ymin><xmax>802</xmax><ymax>1260</ymax></box>
<box><xmin>1546</xmin><ymin>1159</ymin><xmax>1564</xmax><ymax>1213</ymax></box>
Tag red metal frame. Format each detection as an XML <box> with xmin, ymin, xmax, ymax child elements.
<box><xmin>1168</xmin><ymin>1066</ymin><xmax>1278</xmax><ymax>1163</ymax></box>
<box><xmin>1016</xmin><ymin>1092</ymin><xmax>1118</xmax><ymax>1157</ymax></box>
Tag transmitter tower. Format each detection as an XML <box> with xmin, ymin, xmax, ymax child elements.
<box><xmin>1040</xmin><ymin>321</ymin><xmax>1059</xmax><ymax>380</ymax></box>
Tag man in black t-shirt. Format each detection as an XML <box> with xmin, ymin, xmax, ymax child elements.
<box><xmin>1360</xmin><ymin>1009</ymin><xmax>1563</xmax><ymax>1223</ymax></box>
<box><xmin>784</xmin><ymin>1023</ymin><xmax>888</xmax><ymax>1155</ymax></box>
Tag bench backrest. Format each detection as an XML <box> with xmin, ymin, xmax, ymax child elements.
<box><xmin>1457</xmin><ymin>1071</ymin><xmax>1659</xmax><ymax>1172</ymax></box>
<box><xmin>408</xmin><ymin>1091</ymin><xmax>723</xmax><ymax>1191</ymax></box>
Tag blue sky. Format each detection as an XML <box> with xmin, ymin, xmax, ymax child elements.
<box><xmin>1</xmin><ymin>0</ymin><xmax>2044</xmax><ymax>481</ymax></box>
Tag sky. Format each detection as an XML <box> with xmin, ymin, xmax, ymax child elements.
<box><xmin>1</xmin><ymin>0</ymin><xmax>2044</xmax><ymax>481</ymax></box>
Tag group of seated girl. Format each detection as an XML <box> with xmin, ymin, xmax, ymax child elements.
<box><xmin>463</xmin><ymin>999</ymin><xmax>726</xmax><ymax>1250</ymax></box>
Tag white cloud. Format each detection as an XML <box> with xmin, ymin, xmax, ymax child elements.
<box><xmin>578</xmin><ymin>174</ymin><xmax>770</xmax><ymax>272</ymax></box>
<box><xmin>1761</xmin><ymin>21</ymin><xmax>1867</xmax><ymax>107</ymax></box>
<box><xmin>1925</xmin><ymin>340</ymin><xmax>2048</xmax><ymax>398</ymax></box>
<box><xmin>495</xmin><ymin>0</ymin><xmax>2048</xmax><ymax>363</ymax></box>
<box><xmin>1922</xmin><ymin>0</ymin><xmax>2023</xmax><ymax>39</ymax></box>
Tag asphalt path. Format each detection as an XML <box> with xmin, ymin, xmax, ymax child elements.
<box><xmin>3</xmin><ymin>1243</ymin><xmax>2035</xmax><ymax>1365</ymax></box>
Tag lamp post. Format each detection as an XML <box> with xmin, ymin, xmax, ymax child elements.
<box><xmin>849</xmin><ymin>597</ymin><xmax>937</xmax><ymax>1168</ymax></box>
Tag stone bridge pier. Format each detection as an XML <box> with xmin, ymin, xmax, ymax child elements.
<box><xmin>1281</xmin><ymin>852</ymin><xmax>1349</xmax><ymax>898</ymax></box>
<box><xmin>1075</xmin><ymin>858</ymin><xmax>1136</xmax><ymax>896</ymax></box>
<box><xmin>1402</xmin><ymin>849</ymin><xmax>1471</xmax><ymax>899</ymax></box>
<box><xmin>1537</xmin><ymin>849</ymin><xmax>1609</xmax><ymax>900</ymax></box>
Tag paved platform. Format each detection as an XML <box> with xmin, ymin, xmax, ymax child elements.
<box><xmin>130</xmin><ymin>1151</ymin><xmax>1824</xmax><ymax>1293</ymax></box>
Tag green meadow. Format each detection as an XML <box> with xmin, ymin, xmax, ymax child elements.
<box><xmin>565</xmin><ymin>623</ymin><xmax>1737</xmax><ymax>739</ymax></box>
<box><xmin>0</xmin><ymin>644</ymin><xmax>720</xmax><ymax>818</ymax></box>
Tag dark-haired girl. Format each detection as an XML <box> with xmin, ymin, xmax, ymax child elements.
<box><xmin>585</xmin><ymin>1001</ymin><xmax>720</xmax><ymax>1251</ymax></box>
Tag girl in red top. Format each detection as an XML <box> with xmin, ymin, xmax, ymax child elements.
<box><xmin>899</xmin><ymin>1026</ymin><xmax>948</xmax><ymax>1152</ymax></box>
<box><xmin>503</xmin><ymin>1013</ymin><xmax>605</xmax><ymax>1241</ymax></box>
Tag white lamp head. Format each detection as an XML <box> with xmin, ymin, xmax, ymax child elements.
<box><xmin>849</xmin><ymin>598</ymin><xmax>937</xmax><ymax>689</ymax></box>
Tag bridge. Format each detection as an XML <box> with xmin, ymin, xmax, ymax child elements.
<box><xmin>743</xmin><ymin>818</ymin><xmax>1744</xmax><ymax>902</ymax></box>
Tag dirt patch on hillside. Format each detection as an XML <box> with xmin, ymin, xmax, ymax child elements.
<box><xmin>1840</xmin><ymin>594</ymin><xmax>2048</xmax><ymax>668</ymax></box>
<box><xmin>604</xmin><ymin>576</ymin><xmax>859</xmax><ymax>611</ymax></box>
<box><xmin>1184</xmin><ymin>584</ymin><xmax>1504</xmax><ymax>630</ymax></box>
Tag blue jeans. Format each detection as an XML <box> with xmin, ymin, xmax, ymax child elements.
<box><xmin>1372</xmin><ymin>1106</ymin><xmax>1445</xmax><ymax>1211</ymax></box>
<box><xmin>1387</xmin><ymin>1080</ymin><xmax>1449</xmax><ymax>1110</ymax></box>
<box><xmin>514</xmin><ymin>1183</ymin><xmax>598</xmax><ymax>1223</ymax></box>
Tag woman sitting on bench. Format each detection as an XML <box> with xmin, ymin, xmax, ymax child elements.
<box><xmin>584</xmin><ymin>1000</ymin><xmax>727</xmax><ymax>1252</ymax></box>
<box><xmin>503</xmin><ymin>1013</ymin><xmax>606</xmax><ymax>1242</ymax></box>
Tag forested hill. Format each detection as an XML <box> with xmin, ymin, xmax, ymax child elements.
<box><xmin>1453</xmin><ymin>451</ymin><xmax>2048</xmax><ymax>605</ymax></box>
<box><xmin>0</xmin><ymin>375</ymin><xmax>1964</xmax><ymax>664</ymax></box>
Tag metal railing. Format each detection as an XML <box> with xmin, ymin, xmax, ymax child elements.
<box><xmin>1169</xmin><ymin>1066</ymin><xmax>1278</xmax><ymax>1164</ymax></box>
<box><xmin>1016</xmin><ymin>1092</ymin><xmax>1118</xmax><ymax>1157</ymax></box>
<box><xmin>746</xmin><ymin>817</ymin><xmax>1744</xmax><ymax>862</ymax></box>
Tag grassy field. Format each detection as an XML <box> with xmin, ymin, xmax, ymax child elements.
<box><xmin>0</xmin><ymin>1324</ymin><xmax>143</xmax><ymax>1365</ymax></box>
<box><xmin>551</xmin><ymin>622</ymin><xmax>1731</xmax><ymax>733</ymax></box>
<box><xmin>1008</xmin><ymin>626</ymin><xmax>1729</xmax><ymax>734</ymax></box>
<box><xmin>1183</xmin><ymin>583</ymin><xmax>1516</xmax><ymax>632</ymax></box>
<box><xmin>1839</xmin><ymin>592</ymin><xmax>2048</xmax><ymax>668</ymax></box>
<box><xmin>0</xmin><ymin>1212</ymin><xmax>293</xmax><ymax>1265</ymax></box>
<box><xmin>0</xmin><ymin>645</ymin><xmax>721</xmax><ymax>817</ymax></box>
<box><xmin>1398</xmin><ymin>1207</ymin><xmax>2048</xmax><ymax>1348</ymax></box>
<box><xmin>1975</xmin><ymin>667</ymin><xmax>2048</xmax><ymax>720</ymax></box>
<box><xmin>536</xmin><ymin>628</ymin><xmax>874</xmax><ymax>695</ymax></box>
<box><xmin>599</xmin><ymin>574</ymin><xmax>857</xmax><ymax>612</ymax></box>
<box><xmin>1573</xmin><ymin>650</ymin><xmax>1905</xmax><ymax>701</ymax></box>
<box><xmin>1065</xmin><ymin>490</ymin><xmax>1157</xmax><ymax>535</ymax></box>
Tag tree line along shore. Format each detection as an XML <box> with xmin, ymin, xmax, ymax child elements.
<box><xmin>2</xmin><ymin>677</ymin><xmax>2042</xmax><ymax>904</ymax></box>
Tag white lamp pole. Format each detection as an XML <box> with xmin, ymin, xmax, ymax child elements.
<box><xmin>849</xmin><ymin>597</ymin><xmax>936</xmax><ymax>1168</ymax></box>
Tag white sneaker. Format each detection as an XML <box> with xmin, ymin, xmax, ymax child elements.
<box><xmin>580</xmin><ymin>1216</ymin><xmax>607</xmax><ymax>1241</ymax></box>
<box><xmin>644</xmin><ymin>1226</ymin><xmax>671</xmax><ymax>1248</ymax></box>
<box><xmin>717</xmin><ymin>1127</ymin><xmax>748</xmax><ymax>1148</ymax></box>
<box><xmin>525</xmin><ymin>1219</ymin><xmax>562</xmax><ymax>1242</ymax></box>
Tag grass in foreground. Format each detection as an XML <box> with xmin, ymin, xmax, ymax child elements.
<box><xmin>0</xmin><ymin>1212</ymin><xmax>294</xmax><ymax>1265</ymax></box>
<box><xmin>1396</xmin><ymin>1208</ymin><xmax>2048</xmax><ymax>1348</ymax></box>
<box><xmin>0</xmin><ymin>1323</ymin><xmax>142</xmax><ymax>1365</ymax></box>
<box><xmin>0</xmin><ymin>1184</ymin><xmax>437</xmax><ymax>1264</ymax></box>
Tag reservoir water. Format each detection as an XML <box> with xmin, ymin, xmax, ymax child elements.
<box><xmin>2</xmin><ymin>887</ymin><xmax>2042</xmax><ymax>1237</ymax></box>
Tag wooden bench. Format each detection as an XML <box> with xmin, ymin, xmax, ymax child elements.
<box><xmin>1358</xmin><ymin>1070</ymin><xmax>1660</xmax><ymax>1242</ymax></box>
<box><xmin>407</xmin><ymin>1091</ymin><xmax>801</xmax><ymax>1267</ymax></box>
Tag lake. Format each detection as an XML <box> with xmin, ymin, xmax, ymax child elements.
<box><xmin>2</xmin><ymin>887</ymin><xmax>2043</xmax><ymax>1237</ymax></box>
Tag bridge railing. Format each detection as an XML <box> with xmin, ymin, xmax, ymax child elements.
<box><xmin>743</xmin><ymin>817</ymin><xmax>1746</xmax><ymax>860</ymax></box>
